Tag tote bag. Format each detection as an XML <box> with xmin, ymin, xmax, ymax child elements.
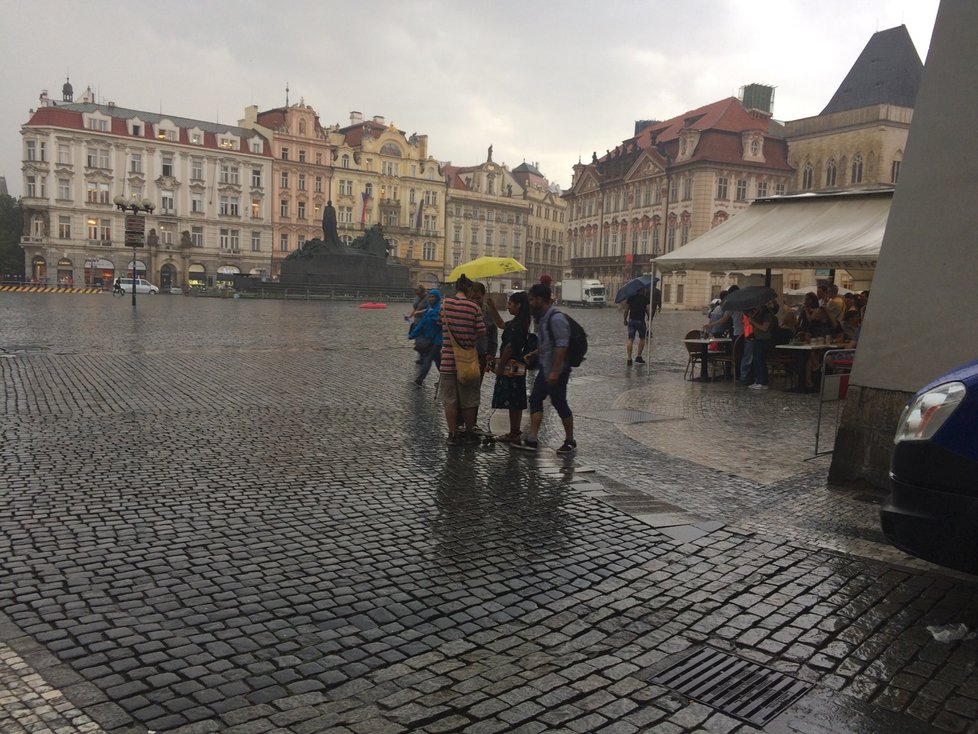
<box><xmin>449</xmin><ymin>328</ymin><xmax>481</xmax><ymax>385</ymax></box>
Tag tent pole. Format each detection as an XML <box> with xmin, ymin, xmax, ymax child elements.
<box><xmin>649</xmin><ymin>259</ymin><xmax>657</xmax><ymax>377</ymax></box>
<box><xmin>764</xmin><ymin>268</ymin><xmax>772</xmax><ymax>287</ymax></box>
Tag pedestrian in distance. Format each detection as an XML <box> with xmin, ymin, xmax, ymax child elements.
<box><xmin>408</xmin><ymin>288</ymin><xmax>443</xmax><ymax>387</ymax></box>
<box><xmin>513</xmin><ymin>283</ymin><xmax>577</xmax><ymax>455</ymax></box>
<box><xmin>490</xmin><ymin>291</ymin><xmax>532</xmax><ymax>442</ymax></box>
<box><xmin>745</xmin><ymin>304</ymin><xmax>774</xmax><ymax>390</ymax></box>
<box><xmin>624</xmin><ymin>286</ymin><xmax>651</xmax><ymax>366</ymax></box>
<box><xmin>439</xmin><ymin>275</ymin><xmax>486</xmax><ymax>445</ymax></box>
<box><xmin>407</xmin><ymin>283</ymin><xmax>429</xmax><ymax>364</ymax></box>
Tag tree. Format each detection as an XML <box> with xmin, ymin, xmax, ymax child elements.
<box><xmin>0</xmin><ymin>195</ymin><xmax>24</xmax><ymax>281</ymax></box>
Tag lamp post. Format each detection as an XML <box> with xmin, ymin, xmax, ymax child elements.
<box><xmin>114</xmin><ymin>195</ymin><xmax>154</xmax><ymax>307</ymax></box>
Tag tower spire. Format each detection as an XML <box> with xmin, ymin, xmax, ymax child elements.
<box><xmin>285</xmin><ymin>82</ymin><xmax>289</xmax><ymax>107</ymax></box>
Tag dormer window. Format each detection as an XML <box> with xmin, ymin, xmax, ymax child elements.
<box><xmin>191</xmin><ymin>133</ymin><xmax>202</xmax><ymax>145</ymax></box>
<box><xmin>750</xmin><ymin>138</ymin><xmax>760</xmax><ymax>155</ymax></box>
<box><xmin>132</xmin><ymin>124</ymin><xmax>142</xmax><ymax>137</ymax></box>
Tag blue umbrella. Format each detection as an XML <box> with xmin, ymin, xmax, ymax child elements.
<box><xmin>615</xmin><ymin>275</ymin><xmax>659</xmax><ymax>303</ymax></box>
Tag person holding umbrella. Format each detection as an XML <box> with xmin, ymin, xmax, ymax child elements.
<box><xmin>722</xmin><ymin>286</ymin><xmax>778</xmax><ymax>390</ymax></box>
<box><xmin>615</xmin><ymin>275</ymin><xmax>660</xmax><ymax>366</ymax></box>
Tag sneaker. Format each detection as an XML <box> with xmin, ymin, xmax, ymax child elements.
<box><xmin>634</xmin><ymin>356</ymin><xmax>645</xmax><ymax>364</ymax></box>
<box><xmin>511</xmin><ymin>437</ymin><xmax>538</xmax><ymax>451</ymax></box>
<box><xmin>555</xmin><ymin>439</ymin><xmax>577</xmax><ymax>456</ymax></box>
<box><xmin>413</xmin><ymin>378</ymin><xmax>423</xmax><ymax>387</ymax></box>
<box><xmin>627</xmin><ymin>359</ymin><xmax>633</xmax><ymax>366</ymax></box>
<box><xmin>460</xmin><ymin>431</ymin><xmax>482</xmax><ymax>445</ymax></box>
<box><xmin>446</xmin><ymin>433</ymin><xmax>460</xmax><ymax>446</ymax></box>
<box><xmin>748</xmin><ymin>383</ymin><xmax>769</xmax><ymax>390</ymax></box>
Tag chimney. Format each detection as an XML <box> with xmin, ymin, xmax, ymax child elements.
<box><xmin>373</xmin><ymin>115</ymin><xmax>385</xmax><ymax>126</ymax></box>
<box><xmin>350</xmin><ymin>111</ymin><xmax>363</xmax><ymax>125</ymax></box>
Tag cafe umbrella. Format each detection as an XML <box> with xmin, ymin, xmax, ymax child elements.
<box><xmin>614</xmin><ymin>275</ymin><xmax>660</xmax><ymax>304</ymax></box>
<box><xmin>721</xmin><ymin>285</ymin><xmax>778</xmax><ymax>312</ymax></box>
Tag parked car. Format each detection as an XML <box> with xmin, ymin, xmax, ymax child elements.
<box><xmin>880</xmin><ymin>358</ymin><xmax>978</xmax><ymax>572</ymax></box>
<box><xmin>116</xmin><ymin>278</ymin><xmax>159</xmax><ymax>294</ymax></box>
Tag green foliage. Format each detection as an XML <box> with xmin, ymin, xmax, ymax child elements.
<box><xmin>0</xmin><ymin>195</ymin><xmax>24</xmax><ymax>280</ymax></box>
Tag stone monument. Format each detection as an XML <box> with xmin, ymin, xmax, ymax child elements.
<box><xmin>277</xmin><ymin>203</ymin><xmax>409</xmax><ymax>288</ymax></box>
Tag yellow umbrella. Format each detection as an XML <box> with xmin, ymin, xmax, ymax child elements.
<box><xmin>446</xmin><ymin>256</ymin><xmax>526</xmax><ymax>283</ymax></box>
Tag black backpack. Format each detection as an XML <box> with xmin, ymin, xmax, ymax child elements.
<box><xmin>547</xmin><ymin>310</ymin><xmax>588</xmax><ymax>367</ymax></box>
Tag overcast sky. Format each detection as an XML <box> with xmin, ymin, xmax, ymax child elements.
<box><xmin>1</xmin><ymin>0</ymin><xmax>939</xmax><ymax>198</ymax></box>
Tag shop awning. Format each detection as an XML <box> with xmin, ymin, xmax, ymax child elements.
<box><xmin>653</xmin><ymin>189</ymin><xmax>892</xmax><ymax>272</ymax></box>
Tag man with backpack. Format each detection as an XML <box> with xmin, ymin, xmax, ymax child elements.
<box><xmin>513</xmin><ymin>283</ymin><xmax>578</xmax><ymax>455</ymax></box>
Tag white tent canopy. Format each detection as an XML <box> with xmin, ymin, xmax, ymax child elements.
<box><xmin>653</xmin><ymin>190</ymin><xmax>892</xmax><ymax>272</ymax></box>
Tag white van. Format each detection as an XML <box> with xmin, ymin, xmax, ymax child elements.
<box><xmin>116</xmin><ymin>278</ymin><xmax>159</xmax><ymax>294</ymax></box>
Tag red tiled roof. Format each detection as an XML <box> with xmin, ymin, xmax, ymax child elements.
<box><xmin>257</xmin><ymin>109</ymin><xmax>287</xmax><ymax>128</ymax></box>
<box><xmin>441</xmin><ymin>165</ymin><xmax>469</xmax><ymax>190</ymax></box>
<box><xmin>26</xmin><ymin>107</ymin><xmax>84</xmax><ymax>129</ymax></box>
<box><xmin>658</xmin><ymin>131</ymin><xmax>791</xmax><ymax>171</ymax></box>
<box><xmin>635</xmin><ymin>97</ymin><xmax>772</xmax><ymax>148</ymax></box>
<box><xmin>338</xmin><ymin>120</ymin><xmax>389</xmax><ymax>147</ymax></box>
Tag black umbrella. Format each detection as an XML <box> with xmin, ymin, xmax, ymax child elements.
<box><xmin>615</xmin><ymin>275</ymin><xmax>660</xmax><ymax>303</ymax></box>
<box><xmin>721</xmin><ymin>286</ymin><xmax>778</xmax><ymax>312</ymax></box>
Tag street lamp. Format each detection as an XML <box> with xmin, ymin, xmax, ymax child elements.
<box><xmin>113</xmin><ymin>195</ymin><xmax>154</xmax><ymax>307</ymax></box>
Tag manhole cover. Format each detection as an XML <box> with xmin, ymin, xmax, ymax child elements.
<box><xmin>649</xmin><ymin>646</ymin><xmax>811</xmax><ymax>727</ymax></box>
<box><xmin>576</xmin><ymin>409</ymin><xmax>677</xmax><ymax>425</ymax></box>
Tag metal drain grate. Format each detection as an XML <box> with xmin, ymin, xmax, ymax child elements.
<box><xmin>575</xmin><ymin>409</ymin><xmax>678</xmax><ymax>425</ymax></box>
<box><xmin>649</xmin><ymin>646</ymin><xmax>812</xmax><ymax>727</ymax></box>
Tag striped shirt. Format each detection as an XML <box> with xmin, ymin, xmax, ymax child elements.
<box><xmin>439</xmin><ymin>296</ymin><xmax>485</xmax><ymax>373</ymax></box>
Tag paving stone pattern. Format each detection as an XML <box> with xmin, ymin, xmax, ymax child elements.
<box><xmin>1</xmin><ymin>295</ymin><xmax>978</xmax><ymax>734</ymax></box>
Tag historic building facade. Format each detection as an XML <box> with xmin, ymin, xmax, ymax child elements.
<box><xmin>783</xmin><ymin>25</ymin><xmax>922</xmax><ymax>290</ymax></box>
<box><xmin>324</xmin><ymin>112</ymin><xmax>445</xmax><ymax>286</ymax></box>
<box><xmin>564</xmin><ymin>88</ymin><xmax>793</xmax><ymax>309</ymax></box>
<box><xmin>20</xmin><ymin>83</ymin><xmax>273</xmax><ymax>289</ymax></box>
<box><xmin>511</xmin><ymin>162</ymin><xmax>566</xmax><ymax>285</ymax></box>
<box><xmin>443</xmin><ymin>152</ymin><xmax>529</xmax><ymax>289</ymax></box>
<box><xmin>240</xmin><ymin>102</ymin><xmax>338</xmax><ymax>280</ymax></box>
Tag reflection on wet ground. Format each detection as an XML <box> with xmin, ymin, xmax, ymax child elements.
<box><xmin>1</xmin><ymin>293</ymin><xmax>976</xmax><ymax>733</ymax></box>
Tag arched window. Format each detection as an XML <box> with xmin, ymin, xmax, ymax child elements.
<box><xmin>851</xmin><ymin>154</ymin><xmax>863</xmax><ymax>184</ymax></box>
<box><xmin>802</xmin><ymin>162</ymin><xmax>814</xmax><ymax>190</ymax></box>
<box><xmin>422</xmin><ymin>241</ymin><xmax>436</xmax><ymax>261</ymax></box>
<box><xmin>341</xmin><ymin>154</ymin><xmax>350</xmax><ymax>169</ymax></box>
<box><xmin>825</xmin><ymin>160</ymin><xmax>837</xmax><ymax>187</ymax></box>
<box><xmin>298</xmin><ymin>120</ymin><xmax>306</xmax><ymax>135</ymax></box>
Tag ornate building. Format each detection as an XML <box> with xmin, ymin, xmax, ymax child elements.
<box><xmin>511</xmin><ymin>162</ymin><xmax>566</xmax><ymax>284</ymax></box>
<box><xmin>564</xmin><ymin>86</ymin><xmax>793</xmax><ymax>308</ymax></box>
<box><xmin>19</xmin><ymin>83</ymin><xmax>273</xmax><ymax>289</ymax></box>
<box><xmin>327</xmin><ymin>112</ymin><xmax>445</xmax><ymax>285</ymax></box>
<box><xmin>443</xmin><ymin>150</ymin><xmax>529</xmax><ymax>289</ymax></box>
<box><xmin>240</xmin><ymin>102</ymin><xmax>338</xmax><ymax>280</ymax></box>
<box><xmin>783</xmin><ymin>25</ymin><xmax>922</xmax><ymax>290</ymax></box>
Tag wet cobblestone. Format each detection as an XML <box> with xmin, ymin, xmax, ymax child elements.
<box><xmin>2</xmin><ymin>295</ymin><xmax>978</xmax><ymax>733</ymax></box>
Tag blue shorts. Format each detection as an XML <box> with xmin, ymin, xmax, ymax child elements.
<box><xmin>529</xmin><ymin>368</ymin><xmax>572</xmax><ymax>419</ymax></box>
<box><xmin>627</xmin><ymin>319</ymin><xmax>648</xmax><ymax>340</ymax></box>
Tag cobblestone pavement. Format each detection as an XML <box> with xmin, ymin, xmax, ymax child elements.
<box><xmin>1</xmin><ymin>293</ymin><xmax>977</xmax><ymax>734</ymax></box>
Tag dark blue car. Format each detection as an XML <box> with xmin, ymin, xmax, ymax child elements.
<box><xmin>881</xmin><ymin>358</ymin><xmax>978</xmax><ymax>573</ymax></box>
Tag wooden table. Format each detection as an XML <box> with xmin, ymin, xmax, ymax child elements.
<box><xmin>684</xmin><ymin>338</ymin><xmax>732</xmax><ymax>380</ymax></box>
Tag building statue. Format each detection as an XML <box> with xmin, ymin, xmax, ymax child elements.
<box><xmin>322</xmin><ymin>200</ymin><xmax>340</xmax><ymax>246</ymax></box>
<box><xmin>487</xmin><ymin>144</ymin><xmax>493</xmax><ymax>162</ymax></box>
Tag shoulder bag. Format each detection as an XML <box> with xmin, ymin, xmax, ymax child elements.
<box><xmin>448</xmin><ymin>325</ymin><xmax>481</xmax><ymax>385</ymax></box>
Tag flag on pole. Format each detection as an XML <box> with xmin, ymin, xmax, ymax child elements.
<box><xmin>415</xmin><ymin>199</ymin><xmax>424</xmax><ymax>229</ymax></box>
<box><xmin>360</xmin><ymin>191</ymin><xmax>371</xmax><ymax>225</ymax></box>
